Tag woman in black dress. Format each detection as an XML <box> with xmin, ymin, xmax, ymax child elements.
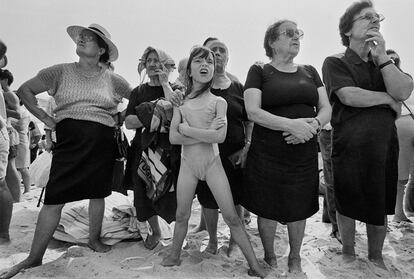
<box><xmin>195</xmin><ymin>40</ymin><xmax>252</xmax><ymax>255</ymax></box>
<box><xmin>322</xmin><ymin>1</ymin><xmax>413</xmax><ymax>267</ymax></box>
<box><xmin>242</xmin><ymin>20</ymin><xmax>331</xmax><ymax>273</ymax></box>
<box><xmin>125</xmin><ymin>46</ymin><xmax>179</xmax><ymax>250</ymax></box>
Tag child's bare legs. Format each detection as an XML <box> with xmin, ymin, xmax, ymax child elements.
<box><xmin>161</xmin><ymin>163</ymin><xmax>198</xmax><ymax>266</ymax></box>
<box><xmin>227</xmin><ymin>205</ymin><xmax>244</xmax><ymax>257</ymax></box>
<box><xmin>206</xmin><ymin>160</ymin><xmax>265</xmax><ymax>278</ymax></box>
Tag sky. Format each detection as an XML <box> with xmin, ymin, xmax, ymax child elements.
<box><xmin>1</xmin><ymin>0</ymin><xmax>414</xmax><ymax>94</ymax></box>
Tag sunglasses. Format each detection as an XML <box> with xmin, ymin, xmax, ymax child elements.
<box><xmin>76</xmin><ymin>33</ymin><xmax>98</xmax><ymax>43</ymax></box>
<box><xmin>352</xmin><ymin>13</ymin><xmax>385</xmax><ymax>23</ymax></box>
<box><xmin>279</xmin><ymin>28</ymin><xmax>304</xmax><ymax>40</ymax></box>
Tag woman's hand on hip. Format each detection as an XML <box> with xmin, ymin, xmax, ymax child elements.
<box><xmin>43</xmin><ymin>116</ymin><xmax>56</xmax><ymax>131</ymax></box>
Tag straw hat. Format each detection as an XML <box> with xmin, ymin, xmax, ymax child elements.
<box><xmin>67</xmin><ymin>23</ymin><xmax>119</xmax><ymax>62</ymax></box>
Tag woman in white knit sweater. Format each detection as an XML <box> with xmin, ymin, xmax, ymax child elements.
<box><xmin>1</xmin><ymin>24</ymin><xmax>131</xmax><ymax>279</ymax></box>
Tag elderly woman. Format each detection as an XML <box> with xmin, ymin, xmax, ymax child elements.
<box><xmin>125</xmin><ymin>46</ymin><xmax>180</xmax><ymax>250</ymax></box>
<box><xmin>242</xmin><ymin>20</ymin><xmax>331</xmax><ymax>272</ymax></box>
<box><xmin>1</xmin><ymin>24</ymin><xmax>131</xmax><ymax>278</ymax></box>
<box><xmin>194</xmin><ymin>40</ymin><xmax>252</xmax><ymax>256</ymax></box>
<box><xmin>322</xmin><ymin>1</ymin><xmax>413</xmax><ymax>267</ymax></box>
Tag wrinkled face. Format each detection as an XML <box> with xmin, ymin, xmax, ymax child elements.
<box><xmin>145</xmin><ymin>51</ymin><xmax>162</xmax><ymax>77</ymax></box>
<box><xmin>269</xmin><ymin>21</ymin><xmax>302</xmax><ymax>58</ymax></box>
<box><xmin>206</xmin><ymin>41</ymin><xmax>228</xmax><ymax>72</ymax></box>
<box><xmin>190</xmin><ymin>52</ymin><xmax>215</xmax><ymax>84</ymax></box>
<box><xmin>75</xmin><ymin>30</ymin><xmax>104</xmax><ymax>59</ymax></box>
<box><xmin>347</xmin><ymin>7</ymin><xmax>382</xmax><ymax>43</ymax></box>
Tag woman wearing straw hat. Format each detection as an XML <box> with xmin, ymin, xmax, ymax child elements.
<box><xmin>0</xmin><ymin>24</ymin><xmax>131</xmax><ymax>279</ymax></box>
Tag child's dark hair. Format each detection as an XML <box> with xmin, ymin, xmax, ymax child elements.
<box><xmin>185</xmin><ymin>46</ymin><xmax>215</xmax><ymax>99</ymax></box>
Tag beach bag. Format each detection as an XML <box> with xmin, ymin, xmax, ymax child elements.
<box><xmin>111</xmin><ymin>158</ymin><xmax>127</xmax><ymax>196</ymax></box>
<box><xmin>114</xmin><ymin>112</ymin><xmax>129</xmax><ymax>160</ymax></box>
<box><xmin>29</xmin><ymin>151</ymin><xmax>52</xmax><ymax>188</ymax></box>
<box><xmin>137</xmin><ymin>148</ymin><xmax>174</xmax><ymax>203</ymax></box>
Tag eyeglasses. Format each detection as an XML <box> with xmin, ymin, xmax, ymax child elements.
<box><xmin>76</xmin><ymin>33</ymin><xmax>97</xmax><ymax>43</ymax></box>
<box><xmin>352</xmin><ymin>13</ymin><xmax>385</xmax><ymax>23</ymax></box>
<box><xmin>279</xmin><ymin>28</ymin><xmax>304</xmax><ymax>40</ymax></box>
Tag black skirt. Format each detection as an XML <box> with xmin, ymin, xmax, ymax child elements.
<box><xmin>241</xmin><ymin>126</ymin><xmax>319</xmax><ymax>223</ymax></box>
<box><xmin>44</xmin><ymin>119</ymin><xmax>116</xmax><ymax>205</ymax></box>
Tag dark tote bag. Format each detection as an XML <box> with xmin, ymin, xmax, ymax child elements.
<box><xmin>112</xmin><ymin>113</ymin><xmax>129</xmax><ymax>195</ymax></box>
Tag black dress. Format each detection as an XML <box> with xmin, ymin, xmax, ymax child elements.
<box><xmin>196</xmin><ymin>81</ymin><xmax>248</xmax><ymax>209</ymax></box>
<box><xmin>241</xmin><ymin>64</ymin><xmax>322</xmax><ymax>223</ymax></box>
<box><xmin>125</xmin><ymin>83</ymin><xmax>180</xmax><ymax>223</ymax></box>
<box><xmin>322</xmin><ymin>48</ymin><xmax>399</xmax><ymax>226</ymax></box>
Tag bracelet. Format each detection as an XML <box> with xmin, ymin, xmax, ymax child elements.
<box><xmin>314</xmin><ymin>117</ymin><xmax>322</xmax><ymax>134</ymax></box>
<box><xmin>379</xmin><ymin>59</ymin><xmax>394</xmax><ymax>69</ymax></box>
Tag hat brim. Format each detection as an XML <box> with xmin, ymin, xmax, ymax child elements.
<box><xmin>67</xmin><ymin>25</ymin><xmax>119</xmax><ymax>62</ymax></box>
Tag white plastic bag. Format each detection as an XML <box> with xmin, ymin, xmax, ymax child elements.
<box><xmin>29</xmin><ymin>151</ymin><xmax>52</xmax><ymax>188</ymax></box>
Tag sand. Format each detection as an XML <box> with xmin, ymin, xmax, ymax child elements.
<box><xmin>1</xmin><ymin>186</ymin><xmax>414</xmax><ymax>279</ymax></box>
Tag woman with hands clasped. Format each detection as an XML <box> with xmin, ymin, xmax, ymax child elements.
<box><xmin>242</xmin><ymin>20</ymin><xmax>331</xmax><ymax>273</ymax></box>
<box><xmin>322</xmin><ymin>1</ymin><xmax>413</xmax><ymax>268</ymax></box>
<box><xmin>161</xmin><ymin>46</ymin><xmax>266</xmax><ymax>278</ymax></box>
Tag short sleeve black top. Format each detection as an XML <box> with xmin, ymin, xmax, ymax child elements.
<box><xmin>244</xmin><ymin>64</ymin><xmax>322</xmax><ymax>119</ymax></box>
<box><xmin>322</xmin><ymin>48</ymin><xmax>390</xmax><ymax>127</ymax></box>
<box><xmin>211</xmin><ymin>81</ymin><xmax>248</xmax><ymax>155</ymax></box>
<box><xmin>126</xmin><ymin>83</ymin><xmax>165</xmax><ymax>148</ymax></box>
<box><xmin>243</xmin><ymin>63</ymin><xmax>322</xmax><ymax>159</ymax></box>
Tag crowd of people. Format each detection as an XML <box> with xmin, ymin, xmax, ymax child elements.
<box><xmin>1</xmin><ymin>0</ymin><xmax>414</xmax><ymax>278</ymax></box>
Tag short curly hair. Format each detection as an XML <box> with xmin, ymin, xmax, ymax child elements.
<box><xmin>263</xmin><ymin>20</ymin><xmax>295</xmax><ymax>59</ymax></box>
<box><xmin>339</xmin><ymin>0</ymin><xmax>373</xmax><ymax>47</ymax></box>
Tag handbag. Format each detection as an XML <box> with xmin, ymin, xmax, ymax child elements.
<box><xmin>114</xmin><ymin>112</ymin><xmax>129</xmax><ymax>159</ymax></box>
<box><xmin>112</xmin><ymin>112</ymin><xmax>129</xmax><ymax>195</ymax></box>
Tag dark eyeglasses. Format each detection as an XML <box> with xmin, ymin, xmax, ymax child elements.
<box><xmin>279</xmin><ymin>28</ymin><xmax>304</xmax><ymax>40</ymax></box>
<box><xmin>76</xmin><ymin>33</ymin><xmax>97</xmax><ymax>43</ymax></box>
<box><xmin>352</xmin><ymin>13</ymin><xmax>385</xmax><ymax>23</ymax></box>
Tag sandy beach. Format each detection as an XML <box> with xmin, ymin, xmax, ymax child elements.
<box><xmin>1</xmin><ymin>186</ymin><xmax>413</xmax><ymax>279</ymax></box>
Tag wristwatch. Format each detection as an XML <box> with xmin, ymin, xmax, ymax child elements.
<box><xmin>379</xmin><ymin>59</ymin><xmax>394</xmax><ymax>69</ymax></box>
